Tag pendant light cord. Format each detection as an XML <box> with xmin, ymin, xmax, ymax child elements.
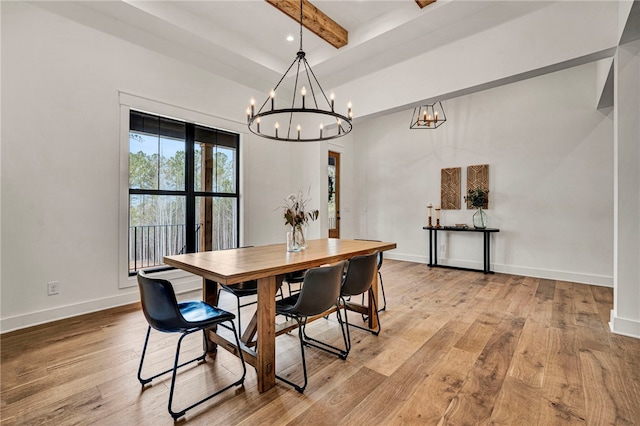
<box><xmin>299</xmin><ymin>0</ymin><xmax>303</xmax><ymax>51</ymax></box>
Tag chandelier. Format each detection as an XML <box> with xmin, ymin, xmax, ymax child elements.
<box><xmin>409</xmin><ymin>102</ymin><xmax>446</xmax><ymax>129</ymax></box>
<box><xmin>246</xmin><ymin>0</ymin><xmax>353</xmax><ymax>142</ymax></box>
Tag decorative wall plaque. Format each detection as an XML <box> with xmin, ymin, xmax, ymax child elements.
<box><xmin>441</xmin><ymin>167</ymin><xmax>461</xmax><ymax>210</ymax></box>
<box><xmin>466</xmin><ymin>164</ymin><xmax>489</xmax><ymax>209</ymax></box>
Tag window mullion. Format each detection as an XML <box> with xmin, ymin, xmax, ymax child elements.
<box><xmin>185</xmin><ymin>124</ymin><xmax>196</xmax><ymax>253</ymax></box>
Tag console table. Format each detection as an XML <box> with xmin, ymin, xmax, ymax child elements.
<box><xmin>423</xmin><ymin>226</ymin><xmax>500</xmax><ymax>274</ymax></box>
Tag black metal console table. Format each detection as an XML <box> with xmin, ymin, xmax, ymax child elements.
<box><xmin>423</xmin><ymin>226</ymin><xmax>500</xmax><ymax>274</ymax></box>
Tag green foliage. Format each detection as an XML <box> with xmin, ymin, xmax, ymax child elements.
<box><xmin>465</xmin><ymin>187</ymin><xmax>489</xmax><ymax>208</ymax></box>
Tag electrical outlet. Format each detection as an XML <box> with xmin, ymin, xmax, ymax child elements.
<box><xmin>47</xmin><ymin>281</ymin><xmax>59</xmax><ymax>296</ymax></box>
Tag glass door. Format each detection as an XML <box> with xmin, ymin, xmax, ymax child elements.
<box><xmin>328</xmin><ymin>151</ymin><xmax>340</xmax><ymax>238</ymax></box>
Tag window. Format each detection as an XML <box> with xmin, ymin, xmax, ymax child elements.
<box><xmin>128</xmin><ymin>110</ymin><xmax>239</xmax><ymax>274</ymax></box>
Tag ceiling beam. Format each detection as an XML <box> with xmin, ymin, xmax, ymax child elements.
<box><xmin>265</xmin><ymin>0</ymin><xmax>348</xmax><ymax>49</ymax></box>
<box><xmin>415</xmin><ymin>0</ymin><xmax>437</xmax><ymax>9</ymax></box>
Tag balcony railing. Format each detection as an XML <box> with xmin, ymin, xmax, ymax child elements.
<box><xmin>129</xmin><ymin>224</ymin><xmax>200</xmax><ymax>274</ymax></box>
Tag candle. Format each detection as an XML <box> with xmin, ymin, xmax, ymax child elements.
<box><xmin>435</xmin><ymin>206</ymin><xmax>440</xmax><ymax>219</ymax></box>
<box><xmin>297</xmin><ymin>124</ymin><xmax>301</xmax><ymax>140</ymax></box>
<box><xmin>275</xmin><ymin>122</ymin><xmax>279</xmax><ymax>138</ymax></box>
<box><xmin>423</xmin><ymin>110</ymin><xmax>427</xmax><ymax>123</ymax></box>
<box><xmin>250</xmin><ymin>98</ymin><xmax>255</xmax><ymax>116</ymax></box>
<box><xmin>434</xmin><ymin>110</ymin><xmax>438</xmax><ymax>122</ymax></box>
<box><xmin>301</xmin><ymin>86</ymin><xmax>306</xmax><ymax>109</ymax></box>
<box><xmin>330</xmin><ymin>92</ymin><xmax>335</xmax><ymax>111</ymax></box>
<box><xmin>348</xmin><ymin>102</ymin><xmax>352</xmax><ymax>119</ymax></box>
<box><xmin>256</xmin><ymin>117</ymin><xmax>260</xmax><ymax>133</ymax></box>
<box><xmin>319</xmin><ymin>123</ymin><xmax>323</xmax><ymax>139</ymax></box>
<box><xmin>270</xmin><ymin>89</ymin><xmax>275</xmax><ymax>110</ymax></box>
<box><xmin>427</xmin><ymin>114</ymin><xmax>432</xmax><ymax>126</ymax></box>
<box><xmin>337</xmin><ymin>119</ymin><xmax>342</xmax><ymax>135</ymax></box>
<box><xmin>246</xmin><ymin>107</ymin><xmax>251</xmax><ymax>122</ymax></box>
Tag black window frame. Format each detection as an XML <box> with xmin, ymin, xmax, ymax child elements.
<box><xmin>128</xmin><ymin>110</ymin><xmax>240</xmax><ymax>275</ymax></box>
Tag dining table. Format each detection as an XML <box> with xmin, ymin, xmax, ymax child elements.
<box><xmin>164</xmin><ymin>238</ymin><xmax>396</xmax><ymax>393</ymax></box>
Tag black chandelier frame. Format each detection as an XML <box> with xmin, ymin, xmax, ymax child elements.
<box><xmin>409</xmin><ymin>101</ymin><xmax>447</xmax><ymax>129</ymax></box>
<box><xmin>247</xmin><ymin>0</ymin><xmax>352</xmax><ymax>142</ymax></box>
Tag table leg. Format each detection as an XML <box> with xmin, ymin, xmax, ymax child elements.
<box><xmin>428</xmin><ymin>229</ymin><xmax>433</xmax><ymax>266</ymax></box>
<box><xmin>203</xmin><ymin>278</ymin><xmax>219</xmax><ymax>352</ymax></box>
<box><xmin>484</xmin><ymin>231</ymin><xmax>491</xmax><ymax>273</ymax></box>
<box><xmin>433</xmin><ymin>230</ymin><xmax>438</xmax><ymax>266</ymax></box>
<box><xmin>256</xmin><ymin>275</ymin><xmax>277</xmax><ymax>392</ymax></box>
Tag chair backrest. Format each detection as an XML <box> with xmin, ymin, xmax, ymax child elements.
<box><xmin>137</xmin><ymin>271</ymin><xmax>186</xmax><ymax>333</ymax></box>
<box><xmin>355</xmin><ymin>239</ymin><xmax>383</xmax><ymax>270</ymax></box>
<box><xmin>289</xmin><ymin>261</ymin><xmax>346</xmax><ymax>317</ymax></box>
<box><xmin>341</xmin><ymin>252</ymin><xmax>379</xmax><ymax>297</ymax></box>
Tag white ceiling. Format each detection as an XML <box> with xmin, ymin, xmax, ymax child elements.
<box><xmin>33</xmin><ymin>0</ymin><xmax>557</xmax><ymax>93</ymax></box>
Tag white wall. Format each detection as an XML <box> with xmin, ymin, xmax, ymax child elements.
<box><xmin>0</xmin><ymin>2</ymin><xmax>324</xmax><ymax>331</ymax></box>
<box><xmin>352</xmin><ymin>62</ymin><xmax>614</xmax><ymax>286</ymax></box>
<box><xmin>0</xmin><ymin>1</ymin><xmax>629</xmax><ymax>333</ymax></box>
<box><xmin>611</xmin><ymin>38</ymin><xmax>640</xmax><ymax>338</ymax></box>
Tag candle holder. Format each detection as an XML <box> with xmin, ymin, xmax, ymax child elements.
<box><xmin>427</xmin><ymin>204</ymin><xmax>433</xmax><ymax>227</ymax></box>
<box><xmin>435</xmin><ymin>206</ymin><xmax>441</xmax><ymax>228</ymax></box>
<box><xmin>436</xmin><ymin>218</ymin><xmax>441</xmax><ymax>228</ymax></box>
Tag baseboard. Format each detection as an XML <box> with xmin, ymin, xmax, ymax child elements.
<box><xmin>2</xmin><ymin>255</ymin><xmax>614</xmax><ymax>333</ymax></box>
<box><xmin>0</xmin><ymin>275</ymin><xmax>202</xmax><ymax>334</ymax></box>
<box><xmin>384</xmin><ymin>252</ymin><xmax>613</xmax><ymax>287</ymax></box>
<box><xmin>609</xmin><ymin>310</ymin><xmax>640</xmax><ymax>339</ymax></box>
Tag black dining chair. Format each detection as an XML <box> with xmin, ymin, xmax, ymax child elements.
<box><xmin>275</xmin><ymin>261</ymin><xmax>348</xmax><ymax>393</ymax></box>
<box><xmin>283</xmin><ymin>269</ymin><xmax>306</xmax><ymax>296</ymax></box>
<box><xmin>136</xmin><ymin>271</ymin><xmax>246</xmax><ymax>421</ymax></box>
<box><xmin>216</xmin><ymin>246</ymin><xmax>283</xmax><ymax>338</ymax></box>
<box><xmin>218</xmin><ymin>279</ymin><xmax>259</xmax><ymax>338</ymax></box>
<box><xmin>355</xmin><ymin>239</ymin><xmax>387</xmax><ymax>312</ymax></box>
<box><xmin>339</xmin><ymin>252</ymin><xmax>381</xmax><ymax>357</ymax></box>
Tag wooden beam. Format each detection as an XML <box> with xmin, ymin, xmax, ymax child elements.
<box><xmin>415</xmin><ymin>0</ymin><xmax>437</xmax><ymax>9</ymax></box>
<box><xmin>265</xmin><ymin>0</ymin><xmax>348</xmax><ymax>49</ymax></box>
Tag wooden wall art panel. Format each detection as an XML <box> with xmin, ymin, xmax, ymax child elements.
<box><xmin>441</xmin><ymin>167</ymin><xmax>461</xmax><ymax>210</ymax></box>
<box><xmin>467</xmin><ymin>164</ymin><xmax>489</xmax><ymax>209</ymax></box>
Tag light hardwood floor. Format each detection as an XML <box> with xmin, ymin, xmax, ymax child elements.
<box><xmin>2</xmin><ymin>260</ymin><xmax>639</xmax><ymax>425</ymax></box>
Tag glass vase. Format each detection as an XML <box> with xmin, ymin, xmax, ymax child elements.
<box><xmin>473</xmin><ymin>207</ymin><xmax>487</xmax><ymax>229</ymax></box>
<box><xmin>287</xmin><ymin>225</ymin><xmax>305</xmax><ymax>252</ymax></box>
<box><xmin>294</xmin><ymin>225</ymin><xmax>306</xmax><ymax>250</ymax></box>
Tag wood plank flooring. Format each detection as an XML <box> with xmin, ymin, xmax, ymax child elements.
<box><xmin>2</xmin><ymin>260</ymin><xmax>639</xmax><ymax>425</ymax></box>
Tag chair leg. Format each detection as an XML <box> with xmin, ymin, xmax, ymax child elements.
<box><xmin>378</xmin><ymin>271</ymin><xmax>387</xmax><ymax>312</ymax></box>
<box><xmin>236</xmin><ymin>295</ymin><xmax>242</xmax><ymax>338</ymax></box>
<box><xmin>361</xmin><ymin>271</ymin><xmax>387</xmax><ymax>319</ymax></box>
<box><xmin>276</xmin><ymin>317</ymin><xmax>307</xmax><ymax>393</ymax></box>
<box><xmin>347</xmin><ymin>290</ymin><xmax>381</xmax><ymax>339</ymax></box>
<box><xmin>218</xmin><ymin>288</ymin><xmax>244</xmax><ymax>339</ymax></box>
<box><xmin>137</xmin><ymin>325</ymin><xmax>206</xmax><ymax>386</ymax></box>
<box><xmin>301</xmin><ymin>310</ymin><xmax>348</xmax><ymax>359</ymax></box>
<box><xmin>167</xmin><ymin>322</ymin><xmax>246</xmax><ymax>421</ymax></box>
<box><xmin>335</xmin><ymin>301</ymin><xmax>351</xmax><ymax>358</ymax></box>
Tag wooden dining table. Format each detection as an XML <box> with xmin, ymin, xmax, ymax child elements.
<box><xmin>164</xmin><ymin>238</ymin><xmax>396</xmax><ymax>393</ymax></box>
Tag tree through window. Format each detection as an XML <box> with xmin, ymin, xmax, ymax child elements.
<box><xmin>128</xmin><ymin>111</ymin><xmax>239</xmax><ymax>274</ymax></box>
